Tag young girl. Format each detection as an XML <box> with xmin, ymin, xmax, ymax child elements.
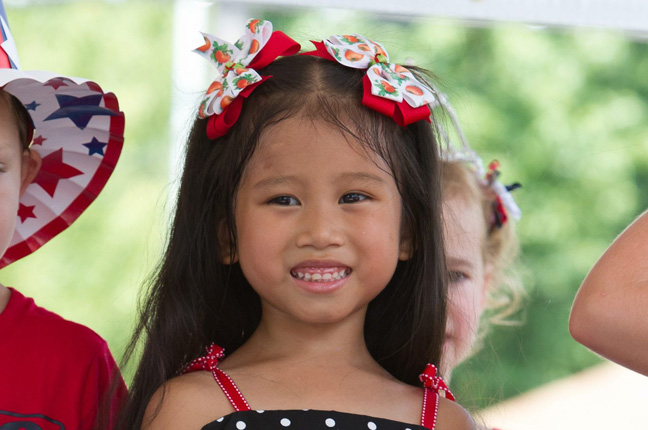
<box><xmin>432</xmin><ymin>98</ymin><xmax>523</xmax><ymax>380</ymax></box>
<box><xmin>119</xmin><ymin>20</ymin><xmax>474</xmax><ymax>430</ymax></box>
<box><xmin>569</xmin><ymin>210</ymin><xmax>648</xmax><ymax>376</ymax></box>
<box><xmin>436</xmin><ymin>104</ymin><xmax>523</xmax><ymax>430</ymax></box>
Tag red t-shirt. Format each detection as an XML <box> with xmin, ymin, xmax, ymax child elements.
<box><xmin>0</xmin><ymin>288</ymin><xmax>127</xmax><ymax>429</ymax></box>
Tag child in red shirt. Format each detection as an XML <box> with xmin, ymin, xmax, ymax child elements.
<box><xmin>0</xmin><ymin>2</ymin><xmax>126</xmax><ymax>428</ymax></box>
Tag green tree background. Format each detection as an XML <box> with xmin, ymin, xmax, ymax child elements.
<box><xmin>1</xmin><ymin>1</ymin><xmax>646</xmax><ymax>412</ymax></box>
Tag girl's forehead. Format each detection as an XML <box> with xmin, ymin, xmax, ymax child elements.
<box><xmin>253</xmin><ymin>117</ymin><xmax>383</xmax><ymax>163</ymax></box>
<box><xmin>241</xmin><ymin>117</ymin><xmax>394</xmax><ymax>184</ymax></box>
<box><xmin>443</xmin><ymin>195</ymin><xmax>487</xmax><ymax>243</ymax></box>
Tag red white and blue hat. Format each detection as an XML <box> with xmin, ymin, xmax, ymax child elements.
<box><xmin>0</xmin><ymin>2</ymin><xmax>124</xmax><ymax>268</ymax></box>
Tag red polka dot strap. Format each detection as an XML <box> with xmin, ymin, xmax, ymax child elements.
<box><xmin>419</xmin><ymin>363</ymin><xmax>455</xmax><ymax>429</ymax></box>
<box><xmin>183</xmin><ymin>343</ymin><xmax>252</xmax><ymax>412</ymax></box>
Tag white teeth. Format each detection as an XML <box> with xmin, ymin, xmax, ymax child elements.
<box><xmin>291</xmin><ymin>269</ymin><xmax>350</xmax><ymax>282</ymax></box>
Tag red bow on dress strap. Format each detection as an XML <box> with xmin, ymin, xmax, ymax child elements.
<box><xmin>419</xmin><ymin>363</ymin><xmax>455</xmax><ymax>401</ymax></box>
<box><xmin>183</xmin><ymin>343</ymin><xmax>225</xmax><ymax>373</ymax></box>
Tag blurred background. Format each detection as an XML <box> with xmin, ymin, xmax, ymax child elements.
<box><xmin>1</xmin><ymin>0</ymin><xmax>646</xmax><ymax>427</ymax></box>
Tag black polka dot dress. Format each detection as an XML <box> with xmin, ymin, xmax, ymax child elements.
<box><xmin>202</xmin><ymin>409</ymin><xmax>430</xmax><ymax>430</ymax></box>
<box><xmin>184</xmin><ymin>345</ymin><xmax>455</xmax><ymax>430</ymax></box>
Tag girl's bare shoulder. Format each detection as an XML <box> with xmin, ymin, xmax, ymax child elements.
<box><xmin>436</xmin><ymin>396</ymin><xmax>476</xmax><ymax>430</ymax></box>
<box><xmin>142</xmin><ymin>371</ymin><xmax>232</xmax><ymax>430</ymax></box>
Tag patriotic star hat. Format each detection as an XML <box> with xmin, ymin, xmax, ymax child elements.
<box><xmin>0</xmin><ymin>3</ymin><xmax>124</xmax><ymax>268</ymax></box>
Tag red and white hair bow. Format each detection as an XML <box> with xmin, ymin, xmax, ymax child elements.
<box><xmin>305</xmin><ymin>34</ymin><xmax>438</xmax><ymax>126</ymax></box>
<box><xmin>194</xmin><ymin>19</ymin><xmax>300</xmax><ymax>139</ymax></box>
<box><xmin>484</xmin><ymin>160</ymin><xmax>522</xmax><ymax>228</ymax></box>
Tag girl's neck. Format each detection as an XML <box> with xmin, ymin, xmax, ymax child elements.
<box><xmin>226</xmin><ymin>308</ymin><xmax>380</xmax><ymax>371</ymax></box>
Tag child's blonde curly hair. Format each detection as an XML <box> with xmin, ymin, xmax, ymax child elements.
<box><xmin>441</xmin><ymin>159</ymin><xmax>524</xmax><ymax>333</ymax></box>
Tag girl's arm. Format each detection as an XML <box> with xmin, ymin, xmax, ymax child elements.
<box><xmin>569</xmin><ymin>210</ymin><xmax>648</xmax><ymax>376</ymax></box>
<box><xmin>437</xmin><ymin>397</ymin><xmax>477</xmax><ymax>430</ymax></box>
<box><xmin>141</xmin><ymin>373</ymin><xmax>232</xmax><ymax>429</ymax></box>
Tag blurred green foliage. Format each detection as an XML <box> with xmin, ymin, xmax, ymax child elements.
<box><xmin>1</xmin><ymin>1</ymin><xmax>646</xmax><ymax>412</ymax></box>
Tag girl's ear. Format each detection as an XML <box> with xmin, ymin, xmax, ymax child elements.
<box><xmin>20</xmin><ymin>149</ymin><xmax>41</xmax><ymax>196</ymax></box>
<box><xmin>398</xmin><ymin>232</ymin><xmax>413</xmax><ymax>261</ymax></box>
<box><xmin>218</xmin><ymin>220</ymin><xmax>238</xmax><ymax>264</ymax></box>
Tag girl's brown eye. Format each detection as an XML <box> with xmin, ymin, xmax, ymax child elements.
<box><xmin>339</xmin><ymin>192</ymin><xmax>368</xmax><ymax>204</ymax></box>
<box><xmin>449</xmin><ymin>271</ymin><xmax>467</xmax><ymax>283</ymax></box>
<box><xmin>269</xmin><ymin>196</ymin><xmax>299</xmax><ymax>206</ymax></box>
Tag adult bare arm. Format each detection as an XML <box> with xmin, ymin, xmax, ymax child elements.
<box><xmin>569</xmin><ymin>210</ymin><xmax>648</xmax><ymax>376</ymax></box>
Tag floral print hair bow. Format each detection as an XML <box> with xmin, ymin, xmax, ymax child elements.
<box><xmin>195</xmin><ymin>19</ymin><xmax>300</xmax><ymax>139</ymax></box>
<box><xmin>304</xmin><ymin>34</ymin><xmax>438</xmax><ymax>126</ymax></box>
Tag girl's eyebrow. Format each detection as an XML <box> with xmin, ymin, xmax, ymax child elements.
<box><xmin>337</xmin><ymin>172</ymin><xmax>386</xmax><ymax>184</ymax></box>
<box><xmin>446</xmin><ymin>256</ymin><xmax>477</xmax><ymax>269</ymax></box>
<box><xmin>252</xmin><ymin>175</ymin><xmax>301</xmax><ymax>190</ymax></box>
<box><xmin>253</xmin><ymin>172</ymin><xmax>386</xmax><ymax>190</ymax></box>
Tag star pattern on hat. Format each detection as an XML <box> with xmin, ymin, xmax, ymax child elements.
<box><xmin>44</xmin><ymin>77</ymin><xmax>71</xmax><ymax>90</ymax></box>
<box><xmin>32</xmin><ymin>135</ymin><xmax>46</xmax><ymax>146</ymax></box>
<box><xmin>32</xmin><ymin>147</ymin><xmax>83</xmax><ymax>197</ymax></box>
<box><xmin>44</xmin><ymin>94</ymin><xmax>119</xmax><ymax>130</ymax></box>
<box><xmin>82</xmin><ymin>137</ymin><xmax>107</xmax><ymax>156</ymax></box>
<box><xmin>18</xmin><ymin>203</ymin><xmax>36</xmax><ymax>223</ymax></box>
<box><xmin>25</xmin><ymin>100</ymin><xmax>39</xmax><ymax>111</ymax></box>
<box><xmin>1</xmin><ymin>3</ymin><xmax>125</xmax><ymax>269</ymax></box>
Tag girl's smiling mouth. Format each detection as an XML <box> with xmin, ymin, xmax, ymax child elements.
<box><xmin>289</xmin><ymin>261</ymin><xmax>352</xmax><ymax>292</ymax></box>
<box><xmin>290</xmin><ymin>268</ymin><xmax>351</xmax><ymax>282</ymax></box>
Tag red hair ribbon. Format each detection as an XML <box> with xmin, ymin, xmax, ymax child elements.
<box><xmin>484</xmin><ymin>160</ymin><xmax>522</xmax><ymax>229</ymax></box>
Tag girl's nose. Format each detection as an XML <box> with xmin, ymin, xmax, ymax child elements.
<box><xmin>295</xmin><ymin>206</ymin><xmax>344</xmax><ymax>249</ymax></box>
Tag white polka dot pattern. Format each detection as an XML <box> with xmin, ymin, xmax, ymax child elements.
<box><xmin>202</xmin><ymin>409</ymin><xmax>433</xmax><ymax>429</ymax></box>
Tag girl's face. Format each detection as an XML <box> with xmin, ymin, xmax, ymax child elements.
<box><xmin>233</xmin><ymin>116</ymin><xmax>410</xmax><ymax>328</ymax></box>
<box><xmin>441</xmin><ymin>194</ymin><xmax>491</xmax><ymax>376</ymax></box>
<box><xmin>0</xmin><ymin>98</ymin><xmax>40</xmax><ymax>259</ymax></box>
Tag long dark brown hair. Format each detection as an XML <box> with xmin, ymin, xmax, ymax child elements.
<box><xmin>117</xmin><ymin>54</ymin><xmax>447</xmax><ymax>429</ymax></box>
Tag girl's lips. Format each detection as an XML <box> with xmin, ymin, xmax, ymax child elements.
<box><xmin>290</xmin><ymin>261</ymin><xmax>352</xmax><ymax>293</ymax></box>
<box><xmin>290</xmin><ymin>267</ymin><xmax>351</xmax><ymax>282</ymax></box>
